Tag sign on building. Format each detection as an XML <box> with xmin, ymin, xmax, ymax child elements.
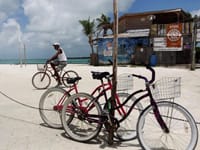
<box><xmin>166</xmin><ymin>23</ymin><xmax>182</xmax><ymax>47</ymax></box>
<box><xmin>103</xmin><ymin>41</ymin><xmax>113</xmax><ymax>56</ymax></box>
<box><xmin>153</xmin><ymin>37</ymin><xmax>182</xmax><ymax>51</ymax></box>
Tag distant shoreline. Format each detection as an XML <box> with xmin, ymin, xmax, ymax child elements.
<box><xmin>0</xmin><ymin>57</ymin><xmax>90</xmax><ymax>64</ymax></box>
<box><xmin>68</xmin><ymin>57</ymin><xmax>90</xmax><ymax>59</ymax></box>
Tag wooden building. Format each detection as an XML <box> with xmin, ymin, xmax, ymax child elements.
<box><xmin>97</xmin><ymin>8</ymin><xmax>193</xmax><ymax>65</ymax></box>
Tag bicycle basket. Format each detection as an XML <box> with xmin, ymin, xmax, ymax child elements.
<box><xmin>150</xmin><ymin>77</ymin><xmax>181</xmax><ymax>101</ymax></box>
<box><xmin>117</xmin><ymin>73</ymin><xmax>133</xmax><ymax>91</ymax></box>
<box><xmin>37</xmin><ymin>64</ymin><xmax>46</xmax><ymax>71</ymax></box>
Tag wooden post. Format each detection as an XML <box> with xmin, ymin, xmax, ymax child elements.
<box><xmin>191</xmin><ymin>19</ymin><xmax>197</xmax><ymax>70</ymax></box>
<box><xmin>108</xmin><ymin>0</ymin><xmax>118</xmax><ymax>145</ymax></box>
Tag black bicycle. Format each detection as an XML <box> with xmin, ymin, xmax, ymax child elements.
<box><xmin>61</xmin><ymin>65</ymin><xmax>198</xmax><ymax>149</ymax></box>
<box><xmin>32</xmin><ymin>63</ymin><xmax>79</xmax><ymax>89</ymax></box>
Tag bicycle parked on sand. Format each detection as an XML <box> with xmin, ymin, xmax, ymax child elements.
<box><xmin>32</xmin><ymin>63</ymin><xmax>79</xmax><ymax>89</ymax></box>
<box><xmin>60</xmin><ymin>65</ymin><xmax>198</xmax><ymax>150</ymax></box>
<box><xmin>39</xmin><ymin>71</ymin><xmax>143</xmax><ymax>141</ymax></box>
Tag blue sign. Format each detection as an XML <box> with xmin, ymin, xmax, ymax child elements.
<box><xmin>97</xmin><ymin>37</ymin><xmax>149</xmax><ymax>64</ymax></box>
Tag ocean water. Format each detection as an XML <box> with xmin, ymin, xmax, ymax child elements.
<box><xmin>0</xmin><ymin>58</ymin><xmax>90</xmax><ymax>64</ymax></box>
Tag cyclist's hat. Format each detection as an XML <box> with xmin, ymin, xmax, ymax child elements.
<box><xmin>52</xmin><ymin>42</ymin><xmax>60</xmax><ymax>46</ymax></box>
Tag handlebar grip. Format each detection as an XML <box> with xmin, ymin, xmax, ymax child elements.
<box><xmin>145</xmin><ymin>65</ymin><xmax>155</xmax><ymax>84</ymax></box>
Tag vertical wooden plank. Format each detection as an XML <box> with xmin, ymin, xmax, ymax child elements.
<box><xmin>108</xmin><ymin>0</ymin><xmax>118</xmax><ymax>145</ymax></box>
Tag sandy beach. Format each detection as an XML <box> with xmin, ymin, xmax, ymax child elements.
<box><xmin>0</xmin><ymin>64</ymin><xmax>199</xmax><ymax>150</ymax></box>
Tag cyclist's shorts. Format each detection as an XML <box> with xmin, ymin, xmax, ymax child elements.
<box><xmin>58</xmin><ymin>61</ymin><xmax>67</xmax><ymax>70</ymax></box>
<box><xmin>51</xmin><ymin>60</ymin><xmax>67</xmax><ymax>70</ymax></box>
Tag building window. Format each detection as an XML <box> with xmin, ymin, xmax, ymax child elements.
<box><xmin>157</xmin><ymin>24</ymin><xmax>166</xmax><ymax>36</ymax></box>
<box><xmin>151</xmin><ymin>24</ymin><xmax>157</xmax><ymax>36</ymax></box>
<box><xmin>183</xmin><ymin>22</ymin><xmax>191</xmax><ymax>34</ymax></box>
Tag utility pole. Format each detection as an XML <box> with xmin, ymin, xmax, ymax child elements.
<box><xmin>19</xmin><ymin>42</ymin><xmax>23</xmax><ymax>67</ymax></box>
<box><xmin>108</xmin><ymin>0</ymin><xmax>118</xmax><ymax>145</ymax></box>
<box><xmin>23</xmin><ymin>43</ymin><xmax>27</xmax><ymax>66</ymax></box>
<box><xmin>191</xmin><ymin>18</ymin><xmax>197</xmax><ymax>70</ymax></box>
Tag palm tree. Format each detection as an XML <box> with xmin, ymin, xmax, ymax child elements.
<box><xmin>79</xmin><ymin>17</ymin><xmax>95</xmax><ymax>54</ymax></box>
<box><xmin>96</xmin><ymin>14</ymin><xmax>113</xmax><ymax>36</ymax></box>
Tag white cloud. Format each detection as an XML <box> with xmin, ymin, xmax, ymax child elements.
<box><xmin>0</xmin><ymin>0</ymin><xmax>135</xmax><ymax>59</ymax></box>
<box><xmin>0</xmin><ymin>19</ymin><xmax>22</xmax><ymax>58</ymax></box>
<box><xmin>191</xmin><ymin>9</ymin><xmax>200</xmax><ymax>17</ymax></box>
<box><xmin>119</xmin><ymin>0</ymin><xmax>135</xmax><ymax>11</ymax></box>
<box><xmin>0</xmin><ymin>0</ymin><xmax>20</xmax><ymax>13</ymax></box>
<box><xmin>0</xmin><ymin>12</ymin><xmax>7</xmax><ymax>24</ymax></box>
<box><xmin>0</xmin><ymin>0</ymin><xmax>21</xmax><ymax>20</ymax></box>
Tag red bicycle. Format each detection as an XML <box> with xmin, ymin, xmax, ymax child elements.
<box><xmin>39</xmin><ymin>71</ymin><xmax>143</xmax><ymax>141</ymax></box>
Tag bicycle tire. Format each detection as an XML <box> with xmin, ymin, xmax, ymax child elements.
<box><xmin>114</xmin><ymin>93</ymin><xmax>143</xmax><ymax>141</ymax></box>
<box><xmin>32</xmin><ymin>72</ymin><xmax>51</xmax><ymax>89</ymax></box>
<box><xmin>62</xmin><ymin>70</ymin><xmax>79</xmax><ymax>87</ymax></box>
<box><xmin>137</xmin><ymin>101</ymin><xmax>198</xmax><ymax>150</ymax></box>
<box><xmin>61</xmin><ymin>92</ymin><xmax>103</xmax><ymax>142</ymax></box>
<box><xmin>39</xmin><ymin>87</ymin><xmax>70</xmax><ymax>128</ymax></box>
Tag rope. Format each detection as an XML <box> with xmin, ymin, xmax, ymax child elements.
<box><xmin>0</xmin><ymin>90</ymin><xmax>200</xmax><ymax>126</ymax></box>
<box><xmin>0</xmin><ymin>90</ymin><xmax>40</xmax><ymax>110</ymax></box>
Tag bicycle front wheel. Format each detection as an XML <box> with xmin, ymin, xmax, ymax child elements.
<box><xmin>137</xmin><ymin>101</ymin><xmax>198</xmax><ymax>150</ymax></box>
<box><xmin>39</xmin><ymin>87</ymin><xmax>70</xmax><ymax>128</ymax></box>
<box><xmin>62</xmin><ymin>70</ymin><xmax>79</xmax><ymax>87</ymax></box>
<box><xmin>32</xmin><ymin>72</ymin><xmax>51</xmax><ymax>89</ymax></box>
<box><xmin>61</xmin><ymin>92</ymin><xmax>103</xmax><ymax>142</ymax></box>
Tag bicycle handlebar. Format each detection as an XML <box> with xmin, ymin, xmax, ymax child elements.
<box><xmin>146</xmin><ymin>65</ymin><xmax>155</xmax><ymax>84</ymax></box>
<box><xmin>132</xmin><ymin>65</ymin><xmax>155</xmax><ymax>84</ymax></box>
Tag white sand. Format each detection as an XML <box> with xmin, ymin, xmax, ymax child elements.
<box><xmin>0</xmin><ymin>64</ymin><xmax>199</xmax><ymax>150</ymax></box>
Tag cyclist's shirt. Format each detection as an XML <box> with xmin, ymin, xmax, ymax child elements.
<box><xmin>58</xmin><ymin>48</ymin><xmax>67</xmax><ymax>62</ymax></box>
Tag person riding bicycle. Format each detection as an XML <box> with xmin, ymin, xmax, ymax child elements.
<box><xmin>46</xmin><ymin>42</ymin><xmax>67</xmax><ymax>86</ymax></box>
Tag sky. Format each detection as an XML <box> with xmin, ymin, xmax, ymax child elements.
<box><xmin>0</xmin><ymin>0</ymin><xmax>200</xmax><ymax>59</ymax></box>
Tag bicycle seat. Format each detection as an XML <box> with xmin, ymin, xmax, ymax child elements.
<box><xmin>66</xmin><ymin>77</ymin><xmax>82</xmax><ymax>84</ymax></box>
<box><xmin>91</xmin><ymin>71</ymin><xmax>110</xmax><ymax>80</ymax></box>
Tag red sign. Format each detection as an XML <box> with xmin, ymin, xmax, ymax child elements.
<box><xmin>166</xmin><ymin>24</ymin><xmax>182</xmax><ymax>47</ymax></box>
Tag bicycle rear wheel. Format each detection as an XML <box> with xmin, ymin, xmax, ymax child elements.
<box><xmin>62</xmin><ymin>70</ymin><xmax>79</xmax><ymax>87</ymax></box>
<box><xmin>61</xmin><ymin>92</ymin><xmax>103</xmax><ymax>142</ymax></box>
<box><xmin>114</xmin><ymin>93</ymin><xmax>143</xmax><ymax>141</ymax></box>
<box><xmin>32</xmin><ymin>72</ymin><xmax>51</xmax><ymax>89</ymax></box>
<box><xmin>137</xmin><ymin>101</ymin><xmax>198</xmax><ymax>150</ymax></box>
<box><xmin>39</xmin><ymin>87</ymin><xmax>69</xmax><ymax>128</ymax></box>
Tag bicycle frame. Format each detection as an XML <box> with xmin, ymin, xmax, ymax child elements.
<box><xmin>113</xmin><ymin>85</ymin><xmax>169</xmax><ymax>132</ymax></box>
<box><xmin>53</xmin><ymin>83</ymin><xmax>78</xmax><ymax>111</ymax></box>
<box><xmin>53</xmin><ymin>73</ymin><xmax>127</xmax><ymax>117</ymax></box>
<box><xmin>41</xmin><ymin>63</ymin><xmax>64</xmax><ymax>81</ymax></box>
<box><xmin>111</xmin><ymin>66</ymin><xmax>169</xmax><ymax>133</ymax></box>
<box><xmin>68</xmin><ymin>66</ymin><xmax>170</xmax><ymax>134</ymax></box>
<box><xmin>90</xmin><ymin>78</ymin><xmax>127</xmax><ymax>116</ymax></box>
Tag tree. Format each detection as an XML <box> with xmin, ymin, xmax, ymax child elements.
<box><xmin>96</xmin><ymin>14</ymin><xmax>113</xmax><ymax>36</ymax></box>
<box><xmin>79</xmin><ymin>18</ymin><xmax>95</xmax><ymax>54</ymax></box>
